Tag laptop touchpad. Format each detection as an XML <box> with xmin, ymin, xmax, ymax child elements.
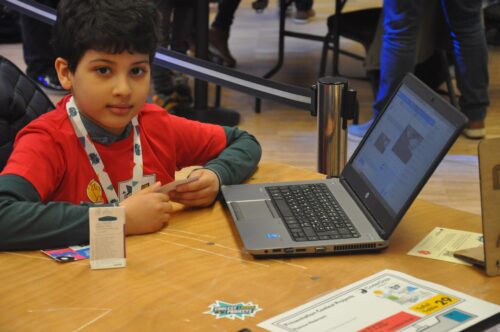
<box><xmin>231</xmin><ymin>201</ymin><xmax>277</xmax><ymax>221</ymax></box>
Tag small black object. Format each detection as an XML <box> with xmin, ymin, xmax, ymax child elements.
<box><xmin>252</xmin><ymin>0</ymin><xmax>268</xmax><ymax>13</ymax></box>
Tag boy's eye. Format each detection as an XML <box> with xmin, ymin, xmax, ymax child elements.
<box><xmin>96</xmin><ymin>67</ymin><xmax>111</xmax><ymax>75</ymax></box>
<box><xmin>131</xmin><ymin>67</ymin><xmax>146</xmax><ymax>76</ymax></box>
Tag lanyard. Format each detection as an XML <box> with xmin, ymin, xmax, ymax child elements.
<box><xmin>66</xmin><ymin>96</ymin><xmax>143</xmax><ymax>204</ymax></box>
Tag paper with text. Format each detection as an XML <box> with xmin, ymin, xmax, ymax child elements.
<box><xmin>258</xmin><ymin>270</ymin><xmax>499</xmax><ymax>332</ymax></box>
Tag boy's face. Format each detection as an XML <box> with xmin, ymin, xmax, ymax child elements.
<box><xmin>55</xmin><ymin>50</ymin><xmax>151</xmax><ymax>135</ymax></box>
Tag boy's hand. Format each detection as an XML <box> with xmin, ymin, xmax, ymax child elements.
<box><xmin>119</xmin><ymin>182</ymin><xmax>172</xmax><ymax>235</ymax></box>
<box><xmin>169</xmin><ymin>169</ymin><xmax>220</xmax><ymax>207</ymax></box>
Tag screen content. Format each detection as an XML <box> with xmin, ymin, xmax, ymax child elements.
<box><xmin>351</xmin><ymin>85</ymin><xmax>455</xmax><ymax>216</ymax></box>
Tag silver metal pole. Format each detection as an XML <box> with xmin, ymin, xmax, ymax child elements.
<box><xmin>316</xmin><ymin>77</ymin><xmax>348</xmax><ymax>177</ymax></box>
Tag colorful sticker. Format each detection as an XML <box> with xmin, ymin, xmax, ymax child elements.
<box><xmin>410</xmin><ymin>294</ymin><xmax>459</xmax><ymax>315</ymax></box>
<box><xmin>204</xmin><ymin>301</ymin><xmax>262</xmax><ymax>320</ymax></box>
<box><xmin>87</xmin><ymin>179</ymin><xmax>104</xmax><ymax>203</ymax></box>
<box><xmin>42</xmin><ymin>245</ymin><xmax>90</xmax><ymax>262</ymax></box>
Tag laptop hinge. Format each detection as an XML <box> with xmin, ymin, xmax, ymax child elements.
<box><xmin>339</xmin><ymin>177</ymin><xmax>388</xmax><ymax>239</ymax></box>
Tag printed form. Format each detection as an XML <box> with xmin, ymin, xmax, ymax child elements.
<box><xmin>258</xmin><ymin>270</ymin><xmax>499</xmax><ymax>332</ymax></box>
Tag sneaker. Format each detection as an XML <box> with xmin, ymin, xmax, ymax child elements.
<box><xmin>462</xmin><ymin>120</ymin><xmax>485</xmax><ymax>139</ymax></box>
<box><xmin>348</xmin><ymin>118</ymin><xmax>374</xmax><ymax>140</ymax></box>
<box><xmin>293</xmin><ymin>9</ymin><xmax>315</xmax><ymax>24</ymax></box>
<box><xmin>209</xmin><ymin>27</ymin><xmax>237</xmax><ymax>68</ymax></box>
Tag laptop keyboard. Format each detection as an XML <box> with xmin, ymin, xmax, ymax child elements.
<box><xmin>266</xmin><ymin>184</ymin><xmax>360</xmax><ymax>242</ymax></box>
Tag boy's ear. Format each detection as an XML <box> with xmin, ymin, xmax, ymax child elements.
<box><xmin>54</xmin><ymin>57</ymin><xmax>73</xmax><ymax>90</ymax></box>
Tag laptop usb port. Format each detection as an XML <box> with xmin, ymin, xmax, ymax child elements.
<box><xmin>272</xmin><ymin>249</ymin><xmax>282</xmax><ymax>253</ymax></box>
<box><xmin>295</xmin><ymin>248</ymin><xmax>307</xmax><ymax>253</ymax></box>
<box><xmin>315</xmin><ymin>246</ymin><xmax>327</xmax><ymax>253</ymax></box>
<box><xmin>284</xmin><ymin>248</ymin><xmax>294</xmax><ymax>253</ymax></box>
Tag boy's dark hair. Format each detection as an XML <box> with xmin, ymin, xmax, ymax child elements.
<box><xmin>53</xmin><ymin>0</ymin><xmax>161</xmax><ymax>72</ymax></box>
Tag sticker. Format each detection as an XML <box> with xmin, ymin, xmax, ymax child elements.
<box><xmin>204</xmin><ymin>301</ymin><xmax>262</xmax><ymax>320</ymax></box>
<box><xmin>86</xmin><ymin>179</ymin><xmax>104</xmax><ymax>203</ymax></box>
<box><xmin>266</xmin><ymin>233</ymin><xmax>280</xmax><ymax>239</ymax></box>
<box><xmin>410</xmin><ymin>294</ymin><xmax>459</xmax><ymax>315</ymax></box>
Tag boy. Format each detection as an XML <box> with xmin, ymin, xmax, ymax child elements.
<box><xmin>0</xmin><ymin>0</ymin><xmax>261</xmax><ymax>251</ymax></box>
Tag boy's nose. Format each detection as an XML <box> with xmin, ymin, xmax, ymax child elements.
<box><xmin>112</xmin><ymin>75</ymin><xmax>132</xmax><ymax>96</ymax></box>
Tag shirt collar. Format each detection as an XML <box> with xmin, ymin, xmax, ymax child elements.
<box><xmin>79</xmin><ymin>112</ymin><xmax>132</xmax><ymax>145</ymax></box>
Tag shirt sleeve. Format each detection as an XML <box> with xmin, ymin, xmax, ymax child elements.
<box><xmin>0</xmin><ymin>174</ymin><xmax>89</xmax><ymax>251</ymax></box>
<box><xmin>204</xmin><ymin>126</ymin><xmax>262</xmax><ymax>185</ymax></box>
<box><xmin>1</xmin><ymin>125</ymin><xmax>66</xmax><ymax>202</ymax></box>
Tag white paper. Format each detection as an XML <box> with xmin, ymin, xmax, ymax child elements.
<box><xmin>407</xmin><ymin>227</ymin><xmax>483</xmax><ymax>265</ymax></box>
<box><xmin>258</xmin><ymin>270</ymin><xmax>499</xmax><ymax>332</ymax></box>
<box><xmin>89</xmin><ymin>206</ymin><xmax>126</xmax><ymax>269</ymax></box>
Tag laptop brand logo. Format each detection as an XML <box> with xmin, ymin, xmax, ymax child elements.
<box><xmin>365</xmin><ymin>192</ymin><xmax>370</xmax><ymax>199</ymax></box>
<box><xmin>493</xmin><ymin>164</ymin><xmax>500</xmax><ymax>190</ymax></box>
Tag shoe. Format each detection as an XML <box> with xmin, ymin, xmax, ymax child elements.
<box><xmin>293</xmin><ymin>9</ymin><xmax>315</xmax><ymax>24</ymax></box>
<box><xmin>462</xmin><ymin>120</ymin><xmax>486</xmax><ymax>139</ymax></box>
<box><xmin>31</xmin><ymin>68</ymin><xmax>66</xmax><ymax>94</ymax></box>
<box><xmin>348</xmin><ymin>118</ymin><xmax>374</xmax><ymax>140</ymax></box>
<box><xmin>209</xmin><ymin>27</ymin><xmax>237</xmax><ymax>68</ymax></box>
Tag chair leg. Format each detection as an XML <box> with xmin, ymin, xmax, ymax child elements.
<box><xmin>214</xmin><ymin>85</ymin><xmax>221</xmax><ymax>108</ymax></box>
<box><xmin>319</xmin><ymin>34</ymin><xmax>331</xmax><ymax>77</ymax></box>
<box><xmin>439</xmin><ymin>50</ymin><xmax>458</xmax><ymax>107</ymax></box>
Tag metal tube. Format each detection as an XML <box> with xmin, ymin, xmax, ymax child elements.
<box><xmin>316</xmin><ymin>77</ymin><xmax>348</xmax><ymax>177</ymax></box>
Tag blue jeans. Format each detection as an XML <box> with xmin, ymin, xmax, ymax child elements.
<box><xmin>374</xmin><ymin>0</ymin><xmax>489</xmax><ymax>121</ymax></box>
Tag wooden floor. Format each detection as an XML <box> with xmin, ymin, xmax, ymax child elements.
<box><xmin>2</xmin><ymin>0</ymin><xmax>498</xmax><ymax>216</ymax></box>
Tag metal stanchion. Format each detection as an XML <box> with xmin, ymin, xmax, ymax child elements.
<box><xmin>313</xmin><ymin>77</ymin><xmax>356</xmax><ymax>178</ymax></box>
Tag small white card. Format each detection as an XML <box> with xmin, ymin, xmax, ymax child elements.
<box><xmin>89</xmin><ymin>206</ymin><xmax>126</xmax><ymax>270</ymax></box>
<box><xmin>157</xmin><ymin>176</ymin><xmax>200</xmax><ymax>194</ymax></box>
<box><xmin>407</xmin><ymin>227</ymin><xmax>483</xmax><ymax>265</ymax></box>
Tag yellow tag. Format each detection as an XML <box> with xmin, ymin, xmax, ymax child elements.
<box><xmin>87</xmin><ymin>179</ymin><xmax>104</xmax><ymax>203</ymax></box>
<box><xmin>410</xmin><ymin>294</ymin><xmax>459</xmax><ymax>315</ymax></box>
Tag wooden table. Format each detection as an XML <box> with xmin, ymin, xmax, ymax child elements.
<box><xmin>0</xmin><ymin>162</ymin><xmax>498</xmax><ymax>331</ymax></box>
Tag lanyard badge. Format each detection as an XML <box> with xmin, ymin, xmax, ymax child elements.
<box><xmin>66</xmin><ymin>96</ymin><xmax>143</xmax><ymax>204</ymax></box>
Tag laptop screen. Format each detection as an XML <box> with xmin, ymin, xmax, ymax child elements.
<box><xmin>343</xmin><ymin>74</ymin><xmax>466</xmax><ymax>238</ymax></box>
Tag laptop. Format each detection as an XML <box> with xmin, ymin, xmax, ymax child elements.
<box><xmin>454</xmin><ymin>138</ymin><xmax>500</xmax><ymax>276</ymax></box>
<box><xmin>221</xmin><ymin>73</ymin><xmax>467</xmax><ymax>257</ymax></box>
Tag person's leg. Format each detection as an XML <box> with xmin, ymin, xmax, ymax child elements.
<box><xmin>152</xmin><ymin>0</ymin><xmax>175</xmax><ymax>99</ymax></box>
<box><xmin>209</xmin><ymin>0</ymin><xmax>241</xmax><ymax>67</ymax></box>
<box><xmin>294</xmin><ymin>0</ymin><xmax>313</xmax><ymax>12</ymax></box>
<box><xmin>170</xmin><ymin>0</ymin><xmax>195</xmax><ymax>53</ymax></box>
<box><xmin>349</xmin><ymin>0</ymin><xmax>421</xmax><ymax>138</ymax></box>
<box><xmin>19</xmin><ymin>0</ymin><xmax>63</xmax><ymax>91</ymax></box>
<box><xmin>441</xmin><ymin>0</ymin><xmax>488</xmax><ymax>138</ymax></box>
<box><xmin>153</xmin><ymin>0</ymin><xmax>194</xmax><ymax>110</ymax></box>
<box><xmin>212</xmin><ymin>0</ymin><xmax>241</xmax><ymax>32</ymax></box>
<box><xmin>294</xmin><ymin>0</ymin><xmax>315</xmax><ymax>24</ymax></box>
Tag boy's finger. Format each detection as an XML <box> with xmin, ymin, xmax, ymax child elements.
<box><xmin>174</xmin><ymin>179</ymin><xmax>205</xmax><ymax>193</ymax></box>
<box><xmin>142</xmin><ymin>181</ymin><xmax>162</xmax><ymax>193</ymax></box>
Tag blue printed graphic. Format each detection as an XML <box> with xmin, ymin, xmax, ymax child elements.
<box><xmin>444</xmin><ymin>309</ymin><xmax>473</xmax><ymax>323</ymax></box>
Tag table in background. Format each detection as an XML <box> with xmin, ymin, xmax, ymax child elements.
<box><xmin>0</xmin><ymin>162</ymin><xmax>498</xmax><ymax>331</ymax></box>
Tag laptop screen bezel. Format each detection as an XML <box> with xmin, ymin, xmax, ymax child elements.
<box><xmin>342</xmin><ymin>73</ymin><xmax>467</xmax><ymax>239</ymax></box>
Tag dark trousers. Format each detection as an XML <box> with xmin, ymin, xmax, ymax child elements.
<box><xmin>153</xmin><ymin>0</ymin><xmax>195</xmax><ymax>95</ymax></box>
<box><xmin>19</xmin><ymin>0</ymin><xmax>58</xmax><ymax>77</ymax></box>
<box><xmin>212</xmin><ymin>0</ymin><xmax>241</xmax><ymax>32</ymax></box>
<box><xmin>295</xmin><ymin>0</ymin><xmax>313</xmax><ymax>12</ymax></box>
